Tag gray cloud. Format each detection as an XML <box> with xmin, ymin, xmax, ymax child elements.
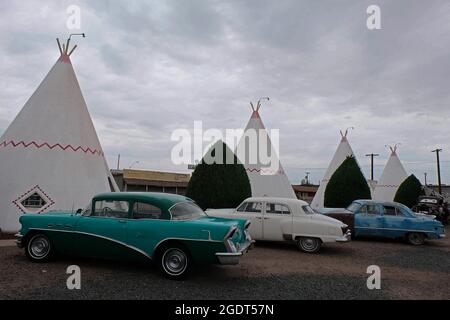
<box><xmin>1</xmin><ymin>0</ymin><xmax>449</xmax><ymax>185</ymax></box>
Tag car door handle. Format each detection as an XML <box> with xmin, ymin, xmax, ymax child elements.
<box><xmin>118</xmin><ymin>220</ymin><xmax>127</xmax><ymax>224</ymax></box>
<box><xmin>263</xmin><ymin>217</ymin><xmax>270</xmax><ymax>220</ymax></box>
<box><xmin>255</xmin><ymin>217</ymin><xmax>262</xmax><ymax>220</ymax></box>
<box><xmin>64</xmin><ymin>225</ymin><xmax>73</xmax><ymax>228</ymax></box>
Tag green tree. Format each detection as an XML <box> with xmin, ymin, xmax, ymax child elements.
<box><xmin>324</xmin><ymin>155</ymin><xmax>371</xmax><ymax>208</ymax></box>
<box><xmin>186</xmin><ymin>140</ymin><xmax>251</xmax><ymax>210</ymax></box>
<box><xmin>394</xmin><ymin>174</ymin><xmax>424</xmax><ymax>208</ymax></box>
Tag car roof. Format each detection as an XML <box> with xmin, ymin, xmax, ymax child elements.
<box><xmin>92</xmin><ymin>192</ymin><xmax>191</xmax><ymax>211</ymax></box>
<box><xmin>353</xmin><ymin>199</ymin><xmax>405</xmax><ymax>207</ymax></box>
<box><xmin>243</xmin><ymin>197</ymin><xmax>309</xmax><ymax>206</ymax></box>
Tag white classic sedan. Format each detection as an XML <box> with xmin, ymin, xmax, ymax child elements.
<box><xmin>207</xmin><ymin>197</ymin><xmax>351</xmax><ymax>253</ymax></box>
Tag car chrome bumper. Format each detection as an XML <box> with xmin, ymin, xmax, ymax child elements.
<box><xmin>335</xmin><ymin>230</ymin><xmax>352</xmax><ymax>242</ymax></box>
<box><xmin>216</xmin><ymin>240</ymin><xmax>254</xmax><ymax>265</ymax></box>
<box><xmin>439</xmin><ymin>234</ymin><xmax>446</xmax><ymax>238</ymax></box>
<box><xmin>15</xmin><ymin>233</ymin><xmax>23</xmax><ymax>248</ymax></box>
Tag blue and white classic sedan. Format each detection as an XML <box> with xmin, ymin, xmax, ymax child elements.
<box><xmin>322</xmin><ymin>200</ymin><xmax>445</xmax><ymax>245</ymax></box>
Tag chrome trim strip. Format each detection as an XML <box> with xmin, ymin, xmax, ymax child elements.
<box><xmin>216</xmin><ymin>252</ymin><xmax>243</xmax><ymax>257</ymax></box>
<box><xmin>152</xmin><ymin>236</ymin><xmax>222</xmax><ymax>253</ymax></box>
<box><xmin>28</xmin><ymin>228</ymin><xmax>152</xmax><ymax>260</ymax></box>
<box><xmin>223</xmin><ymin>226</ymin><xmax>237</xmax><ymax>241</ymax></box>
<box><xmin>201</xmin><ymin>230</ymin><xmax>212</xmax><ymax>241</ymax></box>
<box><xmin>355</xmin><ymin>226</ymin><xmax>440</xmax><ymax>233</ymax></box>
<box><xmin>216</xmin><ymin>240</ymin><xmax>254</xmax><ymax>258</ymax></box>
<box><xmin>336</xmin><ymin>230</ymin><xmax>352</xmax><ymax>242</ymax></box>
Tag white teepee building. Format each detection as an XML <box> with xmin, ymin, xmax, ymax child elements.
<box><xmin>0</xmin><ymin>38</ymin><xmax>118</xmax><ymax>232</ymax></box>
<box><xmin>236</xmin><ymin>100</ymin><xmax>296</xmax><ymax>198</ymax></box>
<box><xmin>311</xmin><ymin>129</ymin><xmax>355</xmax><ymax>209</ymax></box>
<box><xmin>373</xmin><ymin>146</ymin><xmax>408</xmax><ymax>202</ymax></box>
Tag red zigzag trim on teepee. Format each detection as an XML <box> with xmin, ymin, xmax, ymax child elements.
<box><xmin>246</xmin><ymin>168</ymin><xmax>285</xmax><ymax>175</ymax></box>
<box><xmin>0</xmin><ymin>140</ymin><xmax>104</xmax><ymax>156</ymax></box>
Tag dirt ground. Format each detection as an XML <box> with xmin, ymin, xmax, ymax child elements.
<box><xmin>0</xmin><ymin>227</ymin><xmax>449</xmax><ymax>300</ymax></box>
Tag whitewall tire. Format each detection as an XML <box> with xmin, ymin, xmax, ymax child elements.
<box><xmin>297</xmin><ymin>237</ymin><xmax>322</xmax><ymax>253</ymax></box>
<box><xmin>159</xmin><ymin>244</ymin><xmax>190</xmax><ymax>280</ymax></box>
<box><xmin>26</xmin><ymin>234</ymin><xmax>53</xmax><ymax>262</ymax></box>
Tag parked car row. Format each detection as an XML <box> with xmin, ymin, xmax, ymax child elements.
<box><xmin>15</xmin><ymin>192</ymin><xmax>446</xmax><ymax>280</ymax></box>
<box><xmin>206</xmin><ymin>197</ymin><xmax>351</xmax><ymax>253</ymax></box>
<box><xmin>321</xmin><ymin>200</ymin><xmax>446</xmax><ymax>245</ymax></box>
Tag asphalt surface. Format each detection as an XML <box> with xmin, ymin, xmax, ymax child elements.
<box><xmin>1</xmin><ymin>227</ymin><xmax>449</xmax><ymax>300</ymax></box>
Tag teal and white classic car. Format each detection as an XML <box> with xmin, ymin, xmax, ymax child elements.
<box><xmin>16</xmin><ymin>192</ymin><xmax>254</xmax><ymax>279</ymax></box>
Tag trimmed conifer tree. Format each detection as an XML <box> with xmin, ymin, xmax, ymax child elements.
<box><xmin>324</xmin><ymin>155</ymin><xmax>371</xmax><ymax>208</ymax></box>
<box><xmin>394</xmin><ymin>174</ymin><xmax>424</xmax><ymax>208</ymax></box>
<box><xmin>186</xmin><ymin>140</ymin><xmax>251</xmax><ymax>210</ymax></box>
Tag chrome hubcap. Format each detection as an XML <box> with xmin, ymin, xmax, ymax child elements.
<box><xmin>30</xmin><ymin>236</ymin><xmax>50</xmax><ymax>258</ymax></box>
<box><xmin>163</xmin><ymin>249</ymin><xmax>187</xmax><ymax>275</ymax></box>
<box><xmin>302</xmin><ymin>238</ymin><xmax>317</xmax><ymax>250</ymax></box>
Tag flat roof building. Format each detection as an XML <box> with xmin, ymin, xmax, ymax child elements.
<box><xmin>111</xmin><ymin>169</ymin><xmax>190</xmax><ymax>195</ymax></box>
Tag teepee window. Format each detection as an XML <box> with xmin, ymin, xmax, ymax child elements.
<box><xmin>21</xmin><ymin>192</ymin><xmax>47</xmax><ymax>208</ymax></box>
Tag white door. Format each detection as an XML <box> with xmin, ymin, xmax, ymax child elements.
<box><xmin>234</xmin><ymin>201</ymin><xmax>263</xmax><ymax>240</ymax></box>
<box><xmin>262</xmin><ymin>202</ymin><xmax>292</xmax><ymax>241</ymax></box>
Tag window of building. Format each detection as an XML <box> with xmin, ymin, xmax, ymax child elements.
<box><xmin>21</xmin><ymin>193</ymin><xmax>47</xmax><ymax>209</ymax></box>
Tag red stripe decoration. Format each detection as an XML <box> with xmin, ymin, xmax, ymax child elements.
<box><xmin>246</xmin><ymin>167</ymin><xmax>285</xmax><ymax>175</ymax></box>
<box><xmin>0</xmin><ymin>139</ymin><xmax>104</xmax><ymax>156</ymax></box>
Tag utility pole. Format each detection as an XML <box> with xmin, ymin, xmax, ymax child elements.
<box><xmin>431</xmin><ymin>149</ymin><xmax>443</xmax><ymax>194</ymax></box>
<box><xmin>365</xmin><ymin>153</ymin><xmax>379</xmax><ymax>180</ymax></box>
<box><xmin>305</xmin><ymin>172</ymin><xmax>310</xmax><ymax>185</ymax></box>
<box><xmin>424</xmin><ymin>172</ymin><xmax>427</xmax><ymax>186</ymax></box>
<box><xmin>116</xmin><ymin>154</ymin><xmax>120</xmax><ymax>170</ymax></box>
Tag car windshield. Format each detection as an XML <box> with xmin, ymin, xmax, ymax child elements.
<box><xmin>346</xmin><ymin>202</ymin><xmax>361</xmax><ymax>213</ymax></box>
<box><xmin>302</xmin><ymin>205</ymin><xmax>315</xmax><ymax>214</ymax></box>
<box><xmin>170</xmin><ymin>201</ymin><xmax>206</xmax><ymax>221</ymax></box>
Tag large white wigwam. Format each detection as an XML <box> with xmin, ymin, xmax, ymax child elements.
<box><xmin>311</xmin><ymin>129</ymin><xmax>355</xmax><ymax>209</ymax></box>
<box><xmin>0</xmin><ymin>37</ymin><xmax>118</xmax><ymax>232</ymax></box>
<box><xmin>373</xmin><ymin>145</ymin><xmax>408</xmax><ymax>202</ymax></box>
<box><xmin>236</xmin><ymin>99</ymin><xmax>296</xmax><ymax>198</ymax></box>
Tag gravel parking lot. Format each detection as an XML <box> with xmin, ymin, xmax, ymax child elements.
<box><xmin>1</xmin><ymin>227</ymin><xmax>449</xmax><ymax>300</ymax></box>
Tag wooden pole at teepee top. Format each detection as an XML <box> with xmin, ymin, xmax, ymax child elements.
<box><xmin>56</xmin><ymin>38</ymin><xmax>63</xmax><ymax>54</ymax></box>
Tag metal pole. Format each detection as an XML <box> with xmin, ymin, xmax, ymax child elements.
<box><xmin>424</xmin><ymin>172</ymin><xmax>427</xmax><ymax>186</ymax></box>
<box><xmin>431</xmin><ymin>149</ymin><xmax>443</xmax><ymax>194</ymax></box>
<box><xmin>117</xmin><ymin>154</ymin><xmax>120</xmax><ymax>170</ymax></box>
<box><xmin>365</xmin><ymin>153</ymin><xmax>379</xmax><ymax>180</ymax></box>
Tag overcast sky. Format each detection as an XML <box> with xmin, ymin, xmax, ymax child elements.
<box><xmin>1</xmin><ymin>0</ymin><xmax>449</xmax><ymax>185</ymax></box>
